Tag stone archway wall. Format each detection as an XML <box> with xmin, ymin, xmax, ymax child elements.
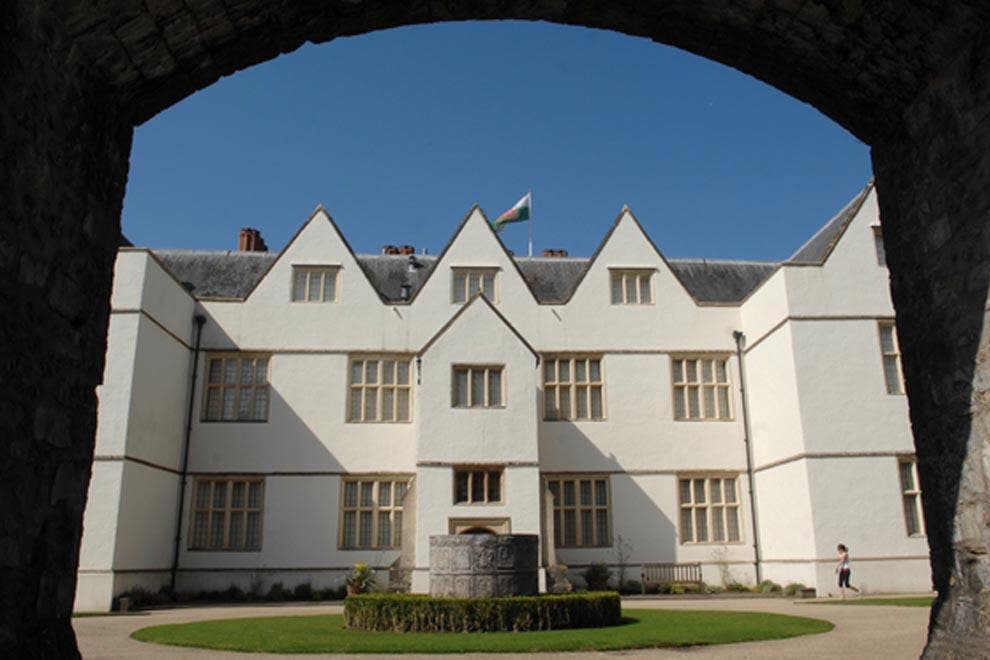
<box><xmin>4</xmin><ymin>2</ymin><xmax>990</xmax><ymax>657</ymax></box>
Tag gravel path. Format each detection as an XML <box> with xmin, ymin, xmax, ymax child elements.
<box><xmin>74</xmin><ymin>595</ymin><xmax>930</xmax><ymax>659</ymax></box>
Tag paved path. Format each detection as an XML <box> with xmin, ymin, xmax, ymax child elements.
<box><xmin>75</xmin><ymin>596</ymin><xmax>930</xmax><ymax>659</ymax></box>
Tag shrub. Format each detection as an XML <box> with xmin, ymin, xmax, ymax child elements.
<box><xmin>347</xmin><ymin>563</ymin><xmax>377</xmax><ymax>594</ymax></box>
<box><xmin>582</xmin><ymin>562</ymin><xmax>612</xmax><ymax>591</ymax></box>
<box><xmin>266</xmin><ymin>582</ymin><xmax>289</xmax><ymax>601</ymax></box>
<box><xmin>783</xmin><ymin>582</ymin><xmax>807</xmax><ymax>597</ymax></box>
<box><xmin>669</xmin><ymin>582</ymin><xmax>704</xmax><ymax>595</ymax></box>
<box><xmin>758</xmin><ymin>580</ymin><xmax>783</xmax><ymax>594</ymax></box>
<box><xmin>725</xmin><ymin>582</ymin><xmax>751</xmax><ymax>593</ymax></box>
<box><xmin>292</xmin><ymin>582</ymin><xmax>313</xmax><ymax>601</ymax></box>
<box><xmin>344</xmin><ymin>592</ymin><xmax>621</xmax><ymax>632</ymax></box>
<box><xmin>618</xmin><ymin>579</ymin><xmax>641</xmax><ymax>595</ymax></box>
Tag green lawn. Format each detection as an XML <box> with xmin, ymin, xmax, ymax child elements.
<box><xmin>131</xmin><ymin>609</ymin><xmax>833</xmax><ymax>654</ymax></box>
<box><xmin>817</xmin><ymin>596</ymin><xmax>934</xmax><ymax>607</ymax></box>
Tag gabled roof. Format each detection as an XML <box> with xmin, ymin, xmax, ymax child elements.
<box><xmin>667</xmin><ymin>259</ymin><xmax>779</xmax><ymax>303</ymax></box>
<box><xmin>418</xmin><ymin>292</ymin><xmax>538</xmax><ymax>358</ymax></box>
<box><xmin>148</xmin><ymin>249</ymin><xmax>778</xmax><ymax>305</ymax></box>
<box><xmin>401</xmin><ymin>204</ymin><xmax>543</xmax><ymax>305</ymax></box>
<box><xmin>787</xmin><ymin>180</ymin><xmax>874</xmax><ymax>265</ymax></box>
<box><xmin>142</xmin><ymin>183</ymin><xmax>875</xmax><ymax>306</ymax></box>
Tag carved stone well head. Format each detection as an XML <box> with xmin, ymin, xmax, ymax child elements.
<box><xmin>429</xmin><ymin>534</ymin><xmax>538</xmax><ymax>597</ymax></box>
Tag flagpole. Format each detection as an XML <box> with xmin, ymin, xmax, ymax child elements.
<box><xmin>527</xmin><ymin>188</ymin><xmax>533</xmax><ymax>257</ymax></box>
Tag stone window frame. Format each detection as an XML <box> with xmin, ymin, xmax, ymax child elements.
<box><xmin>898</xmin><ymin>458</ymin><xmax>927</xmax><ymax>537</ymax></box>
<box><xmin>202</xmin><ymin>353</ymin><xmax>270</xmax><ymax>422</ymax></box>
<box><xmin>451</xmin><ymin>267</ymin><xmax>499</xmax><ymax>304</ymax></box>
<box><xmin>608</xmin><ymin>268</ymin><xmax>654</xmax><ymax>305</ymax></box>
<box><xmin>878</xmin><ymin>321</ymin><xmax>905</xmax><ymax>395</ymax></box>
<box><xmin>542</xmin><ymin>355</ymin><xmax>606</xmax><ymax>421</ymax></box>
<box><xmin>453</xmin><ymin>466</ymin><xmax>504</xmax><ymax>505</ymax></box>
<box><xmin>670</xmin><ymin>355</ymin><xmax>733</xmax><ymax>421</ymax></box>
<box><xmin>291</xmin><ymin>265</ymin><xmax>340</xmax><ymax>302</ymax></box>
<box><xmin>347</xmin><ymin>355</ymin><xmax>413</xmax><ymax>423</ymax></box>
<box><xmin>452</xmin><ymin>364</ymin><xmax>505</xmax><ymax>408</ymax></box>
<box><xmin>546</xmin><ymin>474</ymin><xmax>612</xmax><ymax>548</ymax></box>
<box><xmin>338</xmin><ymin>475</ymin><xmax>411</xmax><ymax>550</ymax></box>
<box><xmin>188</xmin><ymin>476</ymin><xmax>264</xmax><ymax>551</ymax></box>
<box><xmin>677</xmin><ymin>473</ymin><xmax>743</xmax><ymax>545</ymax></box>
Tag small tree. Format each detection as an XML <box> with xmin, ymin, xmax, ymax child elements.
<box><xmin>613</xmin><ymin>534</ymin><xmax>633</xmax><ymax>585</ymax></box>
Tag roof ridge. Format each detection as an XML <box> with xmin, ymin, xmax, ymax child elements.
<box><xmin>668</xmin><ymin>257</ymin><xmax>780</xmax><ymax>266</ymax></box>
<box><xmin>787</xmin><ymin>180</ymin><xmax>874</xmax><ymax>263</ymax></box>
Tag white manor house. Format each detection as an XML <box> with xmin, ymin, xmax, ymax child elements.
<box><xmin>76</xmin><ymin>181</ymin><xmax>932</xmax><ymax>611</ymax></box>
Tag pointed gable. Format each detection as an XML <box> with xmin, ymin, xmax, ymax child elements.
<box><xmin>787</xmin><ymin>180</ymin><xmax>875</xmax><ymax>266</ymax></box>
<box><xmin>419</xmin><ymin>293</ymin><xmax>537</xmax><ymax>359</ymax></box>
<box><xmin>566</xmin><ymin>206</ymin><xmax>698</xmax><ymax>307</ymax></box>
<box><xmin>244</xmin><ymin>206</ymin><xmax>384</xmax><ymax>305</ymax></box>
<box><xmin>407</xmin><ymin>205</ymin><xmax>541</xmax><ymax>308</ymax></box>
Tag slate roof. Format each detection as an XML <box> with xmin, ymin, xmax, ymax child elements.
<box><xmin>787</xmin><ymin>180</ymin><xmax>873</xmax><ymax>264</ymax></box>
<box><xmin>149</xmin><ymin>249</ymin><xmax>778</xmax><ymax>304</ymax></box>
<box><xmin>667</xmin><ymin>259</ymin><xmax>779</xmax><ymax>303</ymax></box>
<box><xmin>154</xmin><ymin>249</ymin><xmax>278</xmax><ymax>298</ymax></box>
<box><xmin>146</xmin><ymin>183</ymin><xmax>873</xmax><ymax>305</ymax></box>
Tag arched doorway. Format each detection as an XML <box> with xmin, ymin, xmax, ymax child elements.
<box><xmin>5</xmin><ymin>5</ymin><xmax>990</xmax><ymax>657</ymax></box>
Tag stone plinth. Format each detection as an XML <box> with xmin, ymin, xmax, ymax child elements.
<box><xmin>429</xmin><ymin>535</ymin><xmax>538</xmax><ymax>597</ymax></box>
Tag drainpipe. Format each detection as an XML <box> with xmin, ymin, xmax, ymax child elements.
<box><xmin>733</xmin><ymin>330</ymin><xmax>762</xmax><ymax>584</ymax></box>
<box><xmin>170</xmin><ymin>314</ymin><xmax>206</xmax><ymax>593</ymax></box>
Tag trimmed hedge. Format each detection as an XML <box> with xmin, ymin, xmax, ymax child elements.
<box><xmin>344</xmin><ymin>592</ymin><xmax>621</xmax><ymax>632</ymax></box>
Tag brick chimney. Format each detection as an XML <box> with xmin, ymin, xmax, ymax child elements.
<box><xmin>398</xmin><ymin>245</ymin><xmax>416</xmax><ymax>255</ymax></box>
<box><xmin>382</xmin><ymin>245</ymin><xmax>400</xmax><ymax>255</ymax></box>
<box><xmin>238</xmin><ymin>228</ymin><xmax>267</xmax><ymax>252</ymax></box>
<box><xmin>542</xmin><ymin>248</ymin><xmax>569</xmax><ymax>257</ymax></box>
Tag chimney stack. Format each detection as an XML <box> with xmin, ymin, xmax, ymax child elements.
<box><xmin>542</xmin><ymin>248</ymin><xmax>569</xmax><ymax>258</ymax></box>
<box><xmin>238</xmin><ymin>228</ymin><xmax>267</xmax><ymax>252</ymax></box>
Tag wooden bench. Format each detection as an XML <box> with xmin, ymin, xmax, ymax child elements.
<box><xmin>640</xmin><ymin>562</ymin><xmax>703</xmax><ymax>593</ymax></box>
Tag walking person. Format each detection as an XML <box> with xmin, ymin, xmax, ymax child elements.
<box><xmin>835</xmin><ymin>543</ymin><xmax>861</xmax><ymax>598</ymax></box>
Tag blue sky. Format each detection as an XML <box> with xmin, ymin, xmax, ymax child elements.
<box><xmin>122</xmin><ymin>20</ymin><xmax>871</xmax><ymax>261</ymax></box>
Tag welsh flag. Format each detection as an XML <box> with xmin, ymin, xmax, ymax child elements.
<box><xmin>492</xmin><ymin>192</ymin><xmax>531</xmax><ymax>232</ymax></box>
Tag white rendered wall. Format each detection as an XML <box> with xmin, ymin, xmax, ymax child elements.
<box><xmin>188</xmin><ymin>353</ymin><xmax>416</xmax><ymax>473</ymax></box>
<box><xmin>790</xmin><ymin>319</ymin><xmax>912</xmax><ymax>454</ymax></box>
<box><xmin>77</xmin><ymin>251</ymin><xmax>196</xmax><ymax>610</ymax></box>
<box><xmin>539</xmin><ymin>354</ymin><xmax>746</xmax><ymax>473</ymax></box>
<box><xmin>805</xmin><ymin>457</ymin><xmax>931</xmax><ymax>593</ymax></box>
<box><xmin>784</xmin><ymin>190</ymin><xmax>893</xmax><ymax>319</ymax></box>
<box><xmin>82</xmin><ymin>190</ymin><xmax>932</xmax><ymax>601</ymax></box>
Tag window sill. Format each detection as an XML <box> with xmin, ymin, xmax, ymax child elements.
<box><xmin>200</xmin><ymin>419</ymin><xmax>269</xmax><ymax>424</ymax></box>
<box><xmin>345</xmin><ymin>420</ymin><xmax>413</xmax><ymax>424</ymax></box>
<box><xmin>543</xmin><ymin>418</ymin><xmax>607</xmax><ymax>423</ymax></box>
<box><xmin>679</xmin><ymin>541</ymin><xmax>746</xmax><ymax>546</ymax></box>
<box><xmin>187</xmin><ymin>547</ymin><xmax>262</xmax><ymax>552</ymax></box>
<box><xmin>673</xmin><ymin>418</ymin><xmax>735</xmax><ymax>422</ymax></box>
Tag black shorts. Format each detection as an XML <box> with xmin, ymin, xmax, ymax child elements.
<box><xmin>838</xmin><ymin>568</ymin><xmax>851</xmax><ymax>587</ymax></box>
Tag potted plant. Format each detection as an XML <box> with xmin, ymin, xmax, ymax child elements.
<box><xmin>346</xmin><ymin>563</ymin><xmax>377</xmax><ymax>595</ymax></box>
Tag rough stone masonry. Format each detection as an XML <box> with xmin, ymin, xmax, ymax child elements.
<box><xmin>3</xmin><ymin>2</ymin><xmax>990</xmax><ymax>658</ymax></box>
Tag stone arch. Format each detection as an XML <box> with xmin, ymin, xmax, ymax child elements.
<box><xmin>460</xmin><ymin>527</ymin><xmax>497</xmax><ymax>536</ymax></box>
<box><xmin>4</xmin><ymin>3</ymin><xmax>990</xmax><ymax>657</ymax></box>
